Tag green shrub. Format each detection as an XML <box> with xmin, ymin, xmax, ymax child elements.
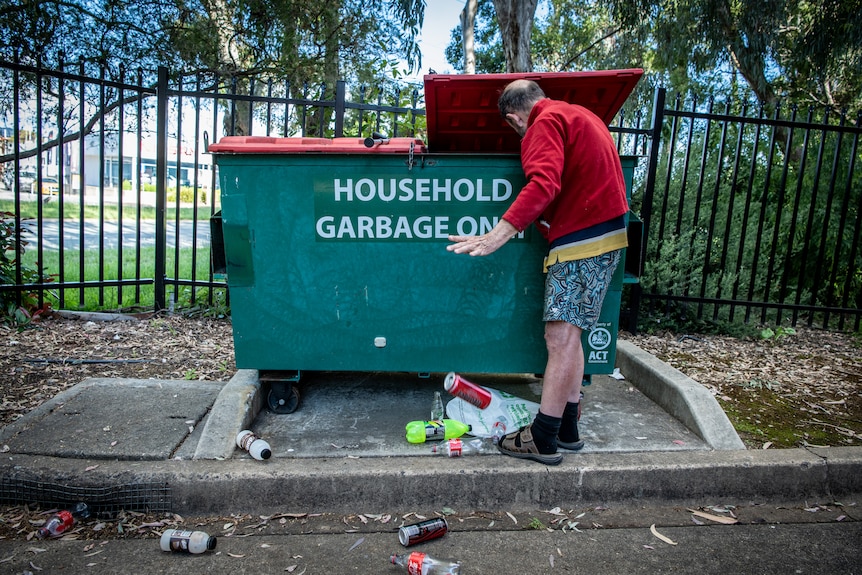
<box><xmin>0</xmin><ymin>211</ymin><xmax>53</xmax><ymax>326</ymax></box>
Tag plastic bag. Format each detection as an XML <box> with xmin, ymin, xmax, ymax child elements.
<box><xmin>445</xmin><ymin>386</ymin><xmax>538</xmax><ymax>438</ymax></box>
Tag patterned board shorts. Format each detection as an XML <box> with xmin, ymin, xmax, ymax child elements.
<box><xmin>543</xmin><ymin>249</ymin><xmax>622</xmax><ymax>330</ymax></box>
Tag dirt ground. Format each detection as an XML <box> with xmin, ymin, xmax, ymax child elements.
<box><xmin>624</xmin><ymin>328</ymin><xmax>862</xmax><ymax>449</ymax></box>
<box><xmin>1</xmin><ymin>312</ymin><xmax>860</xmax><ymax>449</ymax></box>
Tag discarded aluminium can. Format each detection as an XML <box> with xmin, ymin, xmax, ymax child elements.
<box><xmin>398</xmin><ymin>518</ymin><xmax>449</xmax><ymax>546</ymax></box>
<box><xmin>444</xmin><ymin>372</ymin><xmax>492</xmax><ymax>409</ymax></box>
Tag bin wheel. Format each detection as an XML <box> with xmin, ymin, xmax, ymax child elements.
<box><xmin>266</xmin><ymin>382</ymin><xmax>301</xmax><ymax>414</ymax></box>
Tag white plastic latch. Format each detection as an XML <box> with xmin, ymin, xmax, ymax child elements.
<box><xmin>373</xmin><ymin>337</ymin><xmax>387</xmax><ymax>348</ymax></box>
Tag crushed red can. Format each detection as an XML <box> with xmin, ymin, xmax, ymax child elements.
<box><xmin>398</xmin><ymin>518</ymin><xmax>449</xmax><ymax>546</ymax></box>
<box><xmin>444</xmin><ymin>372</ymin><xmax>492</xmax><ymax>409</ymax></box>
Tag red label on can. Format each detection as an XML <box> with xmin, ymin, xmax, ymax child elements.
<box><xmin>407</xmin><ymin>551</ymin><xmax>425</xmax><ymax>574</ymax></box>
<box><xmin>445</xmin><ymin>372</ymin><xmax>492</xmax><ymax>409</ymax></box>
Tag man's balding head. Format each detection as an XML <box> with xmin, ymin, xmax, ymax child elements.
<box><xmin>498</xmin><ymin>80</ymin><xmax>546</xmax><ymax>118</ymax></box>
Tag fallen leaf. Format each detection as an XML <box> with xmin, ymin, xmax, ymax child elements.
<box><xmin>84</xmin><ymin>465</ymin><xmax>99</xmax><ymax>472</ymax></box>
<box><xmin>348</xmin><ymin>537</ymin><xmax>364</xmax><ymax>552</ymax></box>
<box><xmin>549</xmin><ymin>554</ymin><xmax>555</xmax><ymax>568</ymax></box>
<box><xmin>650</xmin><ymin>524</ymin><xmax>678</xmax><ymax>545</ymax></box>
<box><xmin>687</xmin><ymin>509</ymin><xmax>738</xmax><ymax>525</ymax></box>
<box><xmin>672</xmin><ymin>440</ymin><xmax>685</xmax><ymax>446</ymax></box>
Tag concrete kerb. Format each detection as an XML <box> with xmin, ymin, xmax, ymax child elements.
<box><xmin>193</xmin><ymin>369</ymin><xmax>263</xmax><ymax>460</ymax></box>
<box><xmin>2</xmin><ymin>448</ymin><xmax>860</xmax><ymax>517</ymax></box>
<box><xmin>615</xmin><ymin>340</ymin><xmax>747</xmax><ymax>450</ymax></box>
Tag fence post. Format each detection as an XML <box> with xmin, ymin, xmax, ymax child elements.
<box><xmin>154</xmin><ymin>66</ymin><xmax>168</xmax><ymax>311</ymax></box>
<box><xmin>335</xmin><ymin>80</ymin><xmax>346</xmax><ymax>137</ymax></box>
<box><xmin>627</xmin><ymin>87</ymin><xmax>666</xmax><ymax>331</ymax></box>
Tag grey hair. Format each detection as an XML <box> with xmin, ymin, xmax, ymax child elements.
<box><xmin>498</xmin><ymin>80</ymin><xmax>546</xmax><ymax>117</ymax></box>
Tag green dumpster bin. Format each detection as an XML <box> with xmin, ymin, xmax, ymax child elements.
<box><xmin>208</xmin><ymin>69</ymin><xmax>642</xmax><ymax>408</ymax></box>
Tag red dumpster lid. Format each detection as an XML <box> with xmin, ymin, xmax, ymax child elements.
<box><xmin>423</xmin><ymin>69</ymin><xmax>643</xmax><ymax>153</ymax></box>
<box><xmin>208</xmin><ymin>136</ymin><xmax>427</xmax><ymax>154</ymax></box>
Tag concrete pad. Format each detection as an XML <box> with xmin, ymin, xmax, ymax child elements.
<box><xmin>616</xmin><ymin>340</ymin><xmax>746</xmax><ymax>450</ymax></box>
<box><xmin>0</xmin><ymin>378</ymin><xmax>223</xmax><ymax>460</ymax></box>
<box><xmin>247</xmin><ymin>371</ymin><xmax>708</xmax><ymax>459</ymax></box>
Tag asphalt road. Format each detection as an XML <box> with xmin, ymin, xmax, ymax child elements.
<box><xmin>19</xmin><ymin>218</ymin><xmax>212</xmax><ymax>251</ymax></box>
<box><xmin>3</xmin><ymin>188</ymin><xmax>213</xmax><ymax>251</ymax></box>
<box><xmin>0</xmin><ymin>506</ymin><xmax>858</xmax><ymax>574</ymax></box>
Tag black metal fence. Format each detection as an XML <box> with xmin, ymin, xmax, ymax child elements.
<box><xmin>0</xmin><ymin>60</ymin><xmax>427</xmax><ymax>315</ymax></box>
<box><xmin>1</xmin><ymin>58</ymin><xmax>859</xmax><ymax>332</ymax></box>
<box><xmin>638</xmin><ymin>90</ymin><xmax>862</xmax><ymax>332</ymax></box>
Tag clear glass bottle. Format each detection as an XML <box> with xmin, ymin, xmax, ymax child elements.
<box><xmin>431</xmin><ymin>391</ymin><xmax>445</xmax><ymax>420</ymax></box>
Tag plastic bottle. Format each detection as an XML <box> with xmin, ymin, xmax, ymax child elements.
<box><xmin>36</xmin><ymin>502</ymin><xmax>90</xmax><ymax>539</ymax></box>
<box><xmin>390</xmin><ymin>551</ymin><xmax>461</xmax><ymax>575</ymax></box>
<box><xmin>236</xmin><ymin>429</ymin><xmax>272</xmax><ymax>460</ymax></box>
<box><xmin>430</xmin><ymin>437</ymin><xmax>498</xmax><ymax>457</ymax></box>
<box><xmin>431</xmin><ymin>391</ymin><xmax>445</xmax><ymax>421</ymax></box>
<box><xmin>160</xmin><ymin>529</ymin><xmax>217</xmax><ymax>554</ymax></box>
<box><xmin>405</xmin><ymin>419</ymin><xmax>471</xmax><ymax>444</ymax></box>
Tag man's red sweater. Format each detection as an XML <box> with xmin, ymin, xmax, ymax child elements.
<box><xmin>502</xmin><ymin>99</ymin><xmax>629</xmax><ymax>244</ymax></box>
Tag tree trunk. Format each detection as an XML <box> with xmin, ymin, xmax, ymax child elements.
<box><xmin>460</xmin><ymin>0</ymin><xmax>478</xmax><ymax>74</ymax></box>
<box><xmin>492</xmin><ymin>0</ymin><xmax>538</xmax><ymax>72</ymax></box>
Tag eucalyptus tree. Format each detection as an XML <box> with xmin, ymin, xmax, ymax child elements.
<box><xmin>444</xmin><ymin>0</ymin><xmax>860</xmax><ymax>112</ymax></box>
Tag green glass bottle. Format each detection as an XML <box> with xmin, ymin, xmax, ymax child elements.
<box><xmin>405</xmin><ymin>419</ymin><xmax>471</xmax><ymax>444</ymax></box>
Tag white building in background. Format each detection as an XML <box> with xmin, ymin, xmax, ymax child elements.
<box><xmin>83</xmin><ymin>130</ymin><xmax>215</xmax><ymax>192</ymax></box>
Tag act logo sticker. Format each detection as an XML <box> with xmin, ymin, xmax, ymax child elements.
<box><xmin>587</xmin><ymin>326</ymin><xmax>612</xmax><ymax>364</ymax></box>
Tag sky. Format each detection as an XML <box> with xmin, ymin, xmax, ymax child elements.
<box><xmin>408</xmin><ymin>0</ymin><xmax>465</xmax><ymax>80</ymax></box>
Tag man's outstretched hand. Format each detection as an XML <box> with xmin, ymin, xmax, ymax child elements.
<box><xmin>447</xmin><ymin>219</ymin><xmax>519</xmax><ymax>257</ymax></box>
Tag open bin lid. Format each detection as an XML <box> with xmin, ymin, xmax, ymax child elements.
<box><xmin>423</xmin><ymin>69</ymin><xmax>643</xmax><ymax>153</ymax></box>
<box><xmin>208</xmin><ymin>136</ymin><xmax>427</xmax><ymax>154</ymax></box>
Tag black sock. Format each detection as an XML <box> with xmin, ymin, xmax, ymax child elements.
<box><xmin>530</xmin><ymin>411</ymin><xmax>561</xmax><ymax>454</ymax></box>
<box><xmin>558</xmin><ymin>402</ymin><xmax>580</xmax><ymax>443</ymax></box>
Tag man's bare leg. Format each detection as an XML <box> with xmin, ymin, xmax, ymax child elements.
<box><xmin>539</xmin><ymin>320</ymin><xmax>584</xmax><ymax>418</ymax></box>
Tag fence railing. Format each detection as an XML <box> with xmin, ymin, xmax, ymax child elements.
<box><xmin>638</xmin><ymin>90</ymin><xmax>862</xmax><ymax>332</ymax></box>
<box><xmin>0</xmin><ymin>60</ymin><xmax>429</xmax><ymax>315</ymax></box>
<box><xmin>2</xmin><ymin>59</ymin><xmax>859</xmax><ymax>332</ymax></box>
